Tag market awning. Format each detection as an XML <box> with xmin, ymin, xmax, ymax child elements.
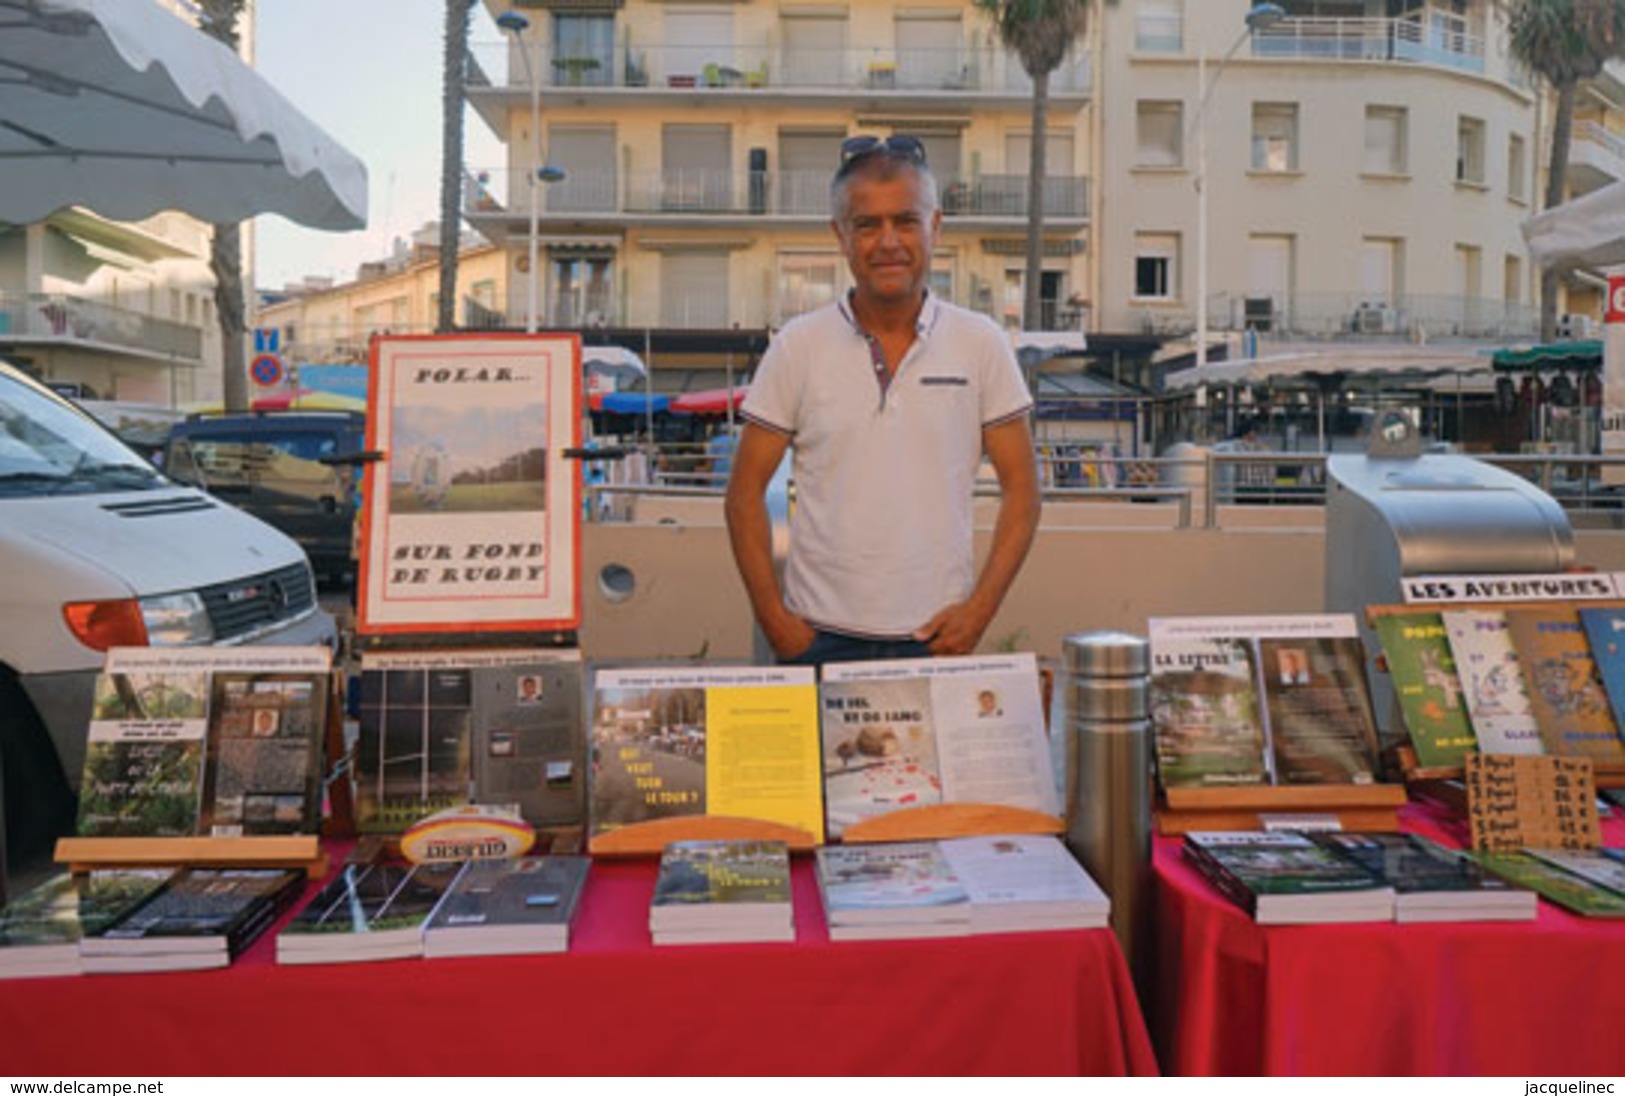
<box><xmin>1490</xmin><ymin>340</ymin><xmax>1603</xmax><ymax>372</ymax></box>
<box><xmin>1522</xmin><ymin>178</ymin><xmax>1625</xmax><ymax>269</ymax></box>
<box><xmin>669</xmin><ymin>386</ymin><xmax>748</xmax><ymax>415</ymax></box>
<box><xmin>1161</xmin><ymin>349</ymin><xmax>1487</xmax><ymax>392</ymax></box>
<box><xmin>595</xmin><ymin>391</ymin><xmax>670</xmax><ymax>415</ymax></box>
<box><xmin>0</xmin><ymin>0</ymin><xmax>367</xmax><ymax>229</ymax></box>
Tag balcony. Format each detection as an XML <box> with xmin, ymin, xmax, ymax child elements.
<box><xmin>1250</xmin><ymin>16</ymin><xmax>1485</xmax><ymax>75</ymax></box>
<box><xmin>465</xmin><ymin>167</ymin><xmax>1089</xmax><ymax>229</ymax></box>
<box><xmin>466</xmin><ymin>39</ymin><xmax>1089</xmax><ymax>123</ymax></box>
<box><xmin>1136</xmin><ymin>291</ymin><xmax>1537</xmax><ymax>343</ymax></box>
<box><xmin>0</xmin><ymin>290</ymin><xmax>203</xmax><ymax>363</ymax></box>
<box><xmin>1570</xmin><ymin>121</ymin><xmax>1625</xmax><ymax>193</ymax></box>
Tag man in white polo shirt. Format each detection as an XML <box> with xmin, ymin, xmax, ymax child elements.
<box><xmin>724</xmin><ymin>135</ymin><xmax>1041</xmax><ymax>664</ymax></box>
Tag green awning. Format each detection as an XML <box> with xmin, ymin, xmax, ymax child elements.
<box><xmin>1490</xmin><ymin>340</ymin><xmax>1602</xmax><ymax>371</ymax></box>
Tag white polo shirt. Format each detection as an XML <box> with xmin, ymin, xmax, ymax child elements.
<box><xmin>740</xmin><ymin>292</ymin><xmax>1032</xmax><ymax>637</ymax></box>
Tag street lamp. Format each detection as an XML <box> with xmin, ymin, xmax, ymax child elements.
<box><xmin>1192</xmin><ymin>3</ymin><xmax>1286</xmax><ymax>377</ymax></box>
<box><xmin>497</xmin><ymin>10</ymin><xmax>567</xmax><ymax>334</ymax></box>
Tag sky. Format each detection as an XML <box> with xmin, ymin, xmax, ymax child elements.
<box><xmin>253</xmin><ymin>0</ymin><xmax>504</xmax><ymax>292</ymax></box>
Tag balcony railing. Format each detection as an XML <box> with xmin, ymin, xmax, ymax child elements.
<box><xmin>470</xmin><ymin>40</ymin><xmax>1090</xmax><ymax>96</ymax></box>
<box><xmin>1137</xmin><ymin>291</ymin><xmax>1538</xmax><ymax>342</ymax></box>
<box><xmin>467</xmin><ymin>167</ymin><xmax>1088</xmax><ymax>220</ymax></box>
<box><xmin>0</xmin><ymin>290</ymin><xmax>203</xmax><ymax>362</ymax></box>
<box><xmin>1251</xmin><ymin>16</ymin><xmax>1484</xmax><ymax>74</ymax></box>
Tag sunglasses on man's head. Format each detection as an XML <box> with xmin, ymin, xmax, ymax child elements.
<box><xmin>837</xmin><ymin>134</ymin><xmax>927</xmax><ymax>175</ymax></box>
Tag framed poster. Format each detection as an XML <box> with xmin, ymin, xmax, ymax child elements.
<box><xmin>357</xmin><ymin>334</ymin><xmax>581</xmax><ymax>635</ymax></box>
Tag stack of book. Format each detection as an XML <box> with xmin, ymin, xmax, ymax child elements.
<box><xmin>815</xmin><ymin>835</ymin><xmax>1111</xmax><ymax>940</ymax></box>
<box><xmin>0</xmin><ymin>874</ymin><xmax>82</xmax><ymax>979</ymax></box>
<box><xmin>422</xmin><ymin>856</ymin><xmax>591</xmax><ymax>958</ymax></box>
<box><xmin>276</xmin><ymin>860</ymin><xmax>463</xmax><ymax>965</ymax></box>
<box><xmin>1183</xmin><ymin>831</ymin><xmax>1395</xmax><ymax>924</ymax></box>
<box><xmin>1311</xmin><ymin>833</ymin><xmax>1537</xmax><ymax>922</ymax></box>
<box><xmin>81</xmin><ymin>867</ymin><xmax>305</xmax><ymax>973</ymax></box>
<box><xmin>1470</xmin><ymin>847</ymin><xmax>1625</xmax><ymax>917</ymax></box>
<box><xmin>649</xmin><ymin>840</ymin><xmax>794</xmax><ymax>945</ymax></box>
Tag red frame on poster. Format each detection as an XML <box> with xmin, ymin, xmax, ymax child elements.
<box><xmin>356</xmin><ymin>333</ymin><xmax>582</xmax><ymax>636</ymax></box>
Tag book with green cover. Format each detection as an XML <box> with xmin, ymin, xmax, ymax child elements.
<box><xmin>1149</xmin><ymin>634</ymin><xmax>1269</xmax><ymax>788</ymax></box>
<box><xmin>650</xmin><ymin>839</ymin><xmax>793</xmax><ymax>943</ymax></box>
<box><xmin>1470</xmin><ymin>851</ymin><xmax>1625</xmax><ymax>917</ymax></box>
<box><xmin>1311</xmin><ymin>832</ymin><xmax>1535</xmax><ymax>922</ymax></box>
<box><xmin>1372</xmin><ymin>611</ymin><xmax>1477</xmax><ymax>768</ymax></box>
<box><xmin>1506</xmin><ymin>605</ymin><xmax>1625</xmax><ymax>764</ymax></box>
<box><xmin>0</xmin><ymin>874</ymin><xmax>82</xmax><ymax>979</ymax></box>
<box><xmin>1183</xmin><ymin>831</ymin><xmax>1394</xmax><ymax>924</ymax></box>
<box><xmin>1525</xmin><ymin>847</ymin><xmax>1625</xmax><ymax>896</ymax></box>
<box><xmin>75</xmin><ymin>869</ymin><xmax>177</xmax><ymax>937</ymax></box>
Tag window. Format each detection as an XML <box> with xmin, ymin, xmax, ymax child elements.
<box><xmin>1251</xmin><ymin>103</ymin><xmax>1298</xmax><ymax>172</ymax></box>
<box><xmin>1359</xmin><ymin>237</ymin><xmax>1402</xmax><ymax>304</ymax></box>
<box><xmin>1363</xmin><ymin>106</ymin><xmax>1406</xmax><ymax>175</ymax></box>
<box><xmin>551</xmin><ymin>256</ymin><xmax>613</xmax><ymax>326</ymax></box>
<box><xmin>1136</xmin><ymin>101</ymin><xmax>1183</xmax><ymax>168</ymax></box>
<box><xmin>1245</xmin><ymin>235</ymin><xmax>1293</xmax><ymax>330</ymax></box>
<box><xmin>665</xmin><ymin>9</ymin><xmax>733</xmax><ymax>84</ymax></box>
<box><xmin>663</xmin><ymin>124</ymin><xmax>732</xmax><ymax>211</ymax></box>
<box><xmin>661</xmin><ymin>251</ymin><xmax>729</xmax><ymax>327</ymax></box>
<box><xmin>547</xmin><ymin>124</ymin><xmax>616</xmax><ymax>213</ymax></box>
<box><xmin>1508</xmin><ymin>133</ymin><xmax>1527</xmax><ymax>201</ymax></box>
<box><xmin>781</xmin><ymin>15</ymin><xmax>846</xmax><ymax>86</ymax></box>
<box><xmin>895</xmin><ymin>13</ymin><xmax>963</xmax><ymax>89</ymax></box>
<box><xmin>1457</xmin><ymin>116</ymin><xmax>1486</xmax><ymax>184</ymax></box>
<box><xmin>551</xmin><ymin>13</ymin><xmax>614</xmax><ymax>87</ymax></box>
<box><xmin>779</xmin><ymin>130</ymin><xmax>843</xmax><ymax>214</ymax></box>
<box><xmin>1136</xmin><ymin>0</ymin><xmax>1182</xmax><ymax>51</ymax></box>
<box><xmin>1006</xmin><ymin>129</ymin><xmax>1081</xmax><ymax>216</ymax></box>
<box><xmin>1504</xmin><ymin>254</ymin><xmax>1522</xmax><ymax>304</ymax></box>
<box><xmin>776</xmin><ymin>253</ymin><xmax>842</xmax><ymax>323</ymax></box>
<box><xmin>1134</xmin><ymin>233</ymin><xmax>1178</xmax><ymax>300</ymax></box>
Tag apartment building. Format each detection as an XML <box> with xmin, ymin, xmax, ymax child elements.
<box><xmin>1097</xmin><ymin>0</ymin><xmax>1545</xmax><ymax>349</ymax></box>
<box><xmin>0</xmin><ymin>0</ymin><xmax>259</xmax><ymax>406</ymax></box>
<box><xmin>463</xmin><ymin>0</ymin><xmax>1095</xmax><ymax>344</ymax></box>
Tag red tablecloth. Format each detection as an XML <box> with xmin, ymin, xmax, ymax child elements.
<box><xmin>1</xmin><ymin>857</ymin><xmax>1157</xmax><ymax>1076</ymax></box>
<box><xmin>1148</xmin><ymin>804</ymin><xmax>1625</xmax><ymax>1076</ymax></box>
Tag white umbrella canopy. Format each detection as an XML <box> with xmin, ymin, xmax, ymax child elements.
<box><xmin>1522</xmin><ymin>178</ymin><xmax>1625</xmax><ymax>270</ymax></box>
<box><xmin>0</xmin><ymin>0</ymin><xmax>367</xmax><ymax>229</ymax></box>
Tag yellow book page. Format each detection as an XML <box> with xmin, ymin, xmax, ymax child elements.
<box><xmin>705</xmin><ymin>684</ymin><xmax>825</xmax><ymax>842</ymax></box>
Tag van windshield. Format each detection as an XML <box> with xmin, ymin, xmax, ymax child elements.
<box><xmin>0</xmin><ymin>370</ymin><xmax>165</xmax><ymax>497</ymax></box>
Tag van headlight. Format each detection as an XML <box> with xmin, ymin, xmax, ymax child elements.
<box><xmin>139</xmin><ymin>592</ymin><xmax>215</xmax><ymax>646</ymax></box>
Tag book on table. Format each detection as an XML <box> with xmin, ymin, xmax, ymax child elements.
<box><xmin>1182</xmin><ymin>830</ymin><xmax>1395</xmax><ymax>924</ymax></box>
<box><xmin>1150</xmin><ymin>616</ymin><xmax>1383</xmax><ymax>789</ymax></box>
<box><xmin>75</xmin><ymin>646</ymin><xmax>331</xmax><ymax>839</ymax></box>
<box><xmin>819</xmin><ymin>653</ymin><xmax>1059</xmax><ymax>838</ymax></box>
<box><xmin>81</xmin><ymin>867</ymin><xmax>306</xmax><ymax>973</ymax></box>
<box><xmin>814</xmin><ymin>835</ymin><xmax>1110</xmax><ymax>939</ymax></box>
<box><xmin>1442</xmin><ymin>609</ymin><xmax>1545</xmax><ymax>756</ymax></box>
<box><xmin>1523</xmin><ymin>847</ymin><xmax>1625</xmax><ymax>897</ymax></box>
<box><xmin>1505</xmin><ymin>605</ymin><xmax>1625</xmax><ymax>764</ymax></box>
<box><xmin>649</xmin><ymin>839</ymin><xmax>793</xmax><ymax>945</ymax></box>
<box><xmin>276</xmin><ymin>859</ymin><xmax>463</xmax><ymax>965</ymax></box>
<box><xmin>74</xmin><ymin>868</ymin><xmax>178</xmax><ymax>938</ymax></box>
<box><xmin>1370</xmin><ymin>610</ymin><xmax>1478</xmax><ymax>769</ymax></box>
<box><xmin>422</xmin><ymin>856</ymin><xmax>591</xmax><ymax>958</ymax></box>
<box><xmin>589</xmin><ymin>666</ymin><xmax>823</xmax><ymax>848</ymax></box>
<box><xmin>1468</xmin><ymin>851</ymin><xmax>1625</xmax><ymax>917</ymax></box>
<box><xmin>0</xmin><ymin>874</ymin><xmax>82</xmax><ymax>980</ymax></box>
<box><xmin>1309</xmin><ymin>832</ymin><xmax>1536</xmax><ymax>922</ymax></box>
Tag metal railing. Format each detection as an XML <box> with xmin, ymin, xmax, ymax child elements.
<box><xmin>579</xmin><ymin>446</ymin><xmax>1625</xmax><ymax>530</ymax></box>
<box><xmin>0</xmin><ymin>290</ymin><xmax>203</xmax><ymax>362</ymax></box>
<box><xmin>1252</xmin><ymin>15</ymin><xmax>1485</xmax><ymax>74</ymax></box>
<box><xmin>1137</xmin><ymin>290</ymin><xmax>1539</xmax><ymax>342</ymax></box>
<box><xmin>465</xmin><ymin>166</ymin><xmax>1089</xmax><ymax>221</ymax></box>
<box><xmin>471</xmin><ymin>39</ymin><xmax>1090</xmax><ymax>96</ymax></box>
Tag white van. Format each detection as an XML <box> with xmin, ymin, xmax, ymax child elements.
<box><xmin>0</xmin><ymin>361</ymin><xmax>336</xmax><ymax>875</ymax></box>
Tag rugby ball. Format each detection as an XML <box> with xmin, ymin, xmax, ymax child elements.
<box><xmin>400</xmin><ymin>803</ymin><xmax>536</xmax><ymax>863</ymax></box>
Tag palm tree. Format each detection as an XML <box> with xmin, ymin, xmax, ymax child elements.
<box><xmin>197</xmin><ymin>0</ymin><xmax>248</xmax><ymax>411</ymax></box>
<box><xmin>438</xmin><ymin>0</ymin><xmax>475</xmax><ymax>334</ymax></box>
<box><xmin>1506</xmin><ymin>0</ymin><xmax>1625</xmax><ymax>341</ymax></box>
<box><xmin>973</xmin><ymin>0</ymin><xmax>1108</xmax><ymax>331</ymax></box>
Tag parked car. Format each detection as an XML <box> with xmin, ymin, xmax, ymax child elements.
<box><xmin>164</xmin><ymin>410</ymin><xmax>366</xmax><ymax>585</ymax></box>
<box><xmin>0</xmin><ymin>361</ymin><xmax>336</xmax><ymax>882</ymax></box>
